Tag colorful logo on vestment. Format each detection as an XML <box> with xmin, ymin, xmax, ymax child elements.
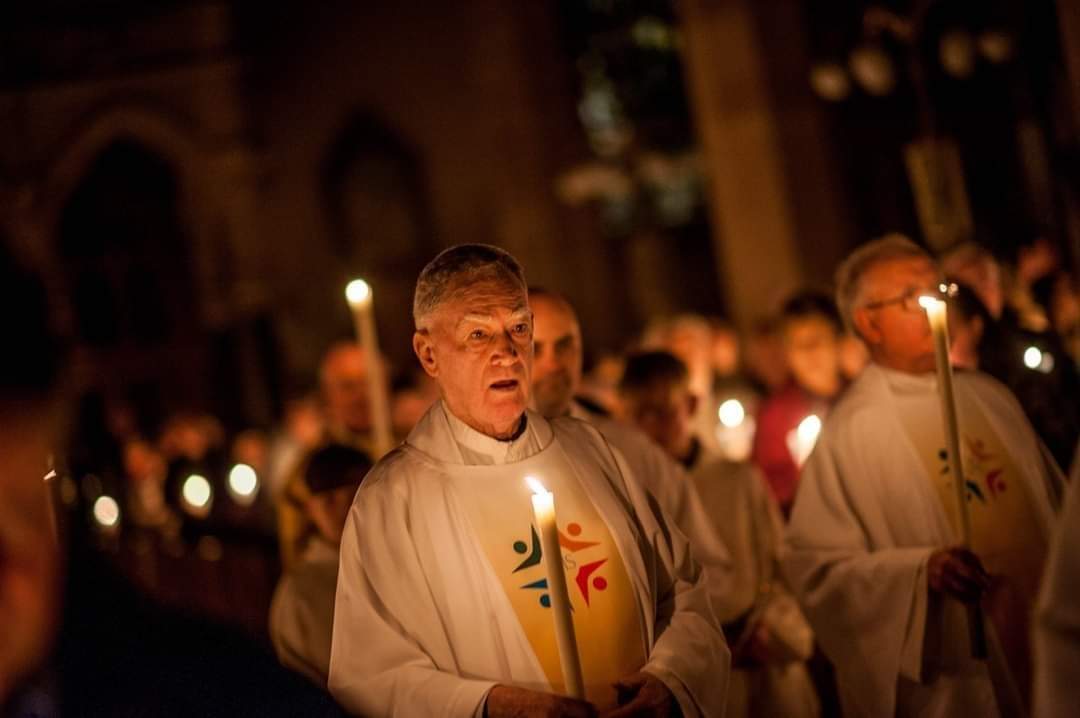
<box><xmin>937</xmin><ymin>436</ymin><xmax>1006</xmax><ymax>506</ymax></box>
<box><xmin>511</xmin><ymin>522</ymin><xmax>609</xmax><ymax>609</ymax></box>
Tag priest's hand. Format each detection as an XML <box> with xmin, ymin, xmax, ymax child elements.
<box><xmin>603</xmin><ymin>672</ymin><xmax>679</xmax><ymax>718</ymax></box>
<box><xmin>484</xmin><ymin>684</ymin><xmax>597</xmax><ymax>718</ymax></box>
<box><xmin>731</xmin><ymin>620</ymin><xmax>780</xmax><ymax>668</ymax></box>
<box><xmin>928</xmin><ymin>546</ymin><xmax>991</xmax><ymax>603</ymax></box>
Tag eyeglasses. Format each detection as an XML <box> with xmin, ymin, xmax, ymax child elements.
<box><xmin>862</xmin><ymin>282</ymin><xmax>958</xmax><ymax>314</ymax></box>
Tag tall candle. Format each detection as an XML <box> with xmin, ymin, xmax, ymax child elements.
<box><xmin>920</xmin><ymin>293</ymin><xmax>987</xmax><ymax>659</ymax></box>
<box><xmin>345</xmin><ymin>279</ymin><xmax>394</xmax><ymax>458</ymax></box>
<box><xmin>526</xmin><ymin>476</ymin><xmax>585</xmax><ymax>699</ymax></box>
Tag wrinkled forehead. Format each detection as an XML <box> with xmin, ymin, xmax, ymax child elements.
<box><xmin>437</xmin><ymin>278</ymin><xmax>529</xmax><ymax>324</ymax></box>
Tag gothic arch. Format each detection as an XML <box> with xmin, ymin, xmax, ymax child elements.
<box><xmin>38</xmin><ymin>102</ymin><xmax>208</xmax><ymax>229</ymax></box>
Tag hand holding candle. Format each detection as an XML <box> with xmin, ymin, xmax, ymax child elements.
<box><xmin>345</xmin><ymin>278</ymin><xmax>394</xmax><ymax>458</ymax></box>
<box><xmin>526</xmin><ymin>476</ymin><xmax>585</xmax><ymax>699</ymax></box>
<box><xmin>919</xmin><ymin>287</ymin><xmax>988</xmax><ymax>659</ymax></box>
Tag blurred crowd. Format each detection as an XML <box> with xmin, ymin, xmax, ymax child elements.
<box><xmin>8</xmin><ymin>229</ymin><xmax>1077</xmax><ymax>716</ymax></box>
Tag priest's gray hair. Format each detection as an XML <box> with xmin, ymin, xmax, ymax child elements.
<box><xmin>413</xmin><ymin>244</ymin><xmax>528</xmax><ymax>329</ymax></box>
<box><xmin>835</xmin><ymin>233</ymin><xmax>933</xmax><ymax>334</ymax></box>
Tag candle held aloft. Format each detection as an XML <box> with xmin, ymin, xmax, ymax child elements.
<box><xmin>345</xmin><ymin>278</ymin><xmax>394</xmax><ymax>458</ymax></box>
<box><xmin>919</xmin><ymin>293</ymin><xmax>987</xmax><ymax>659</ymax></box>
<box><xmin>525</xmin><ymin>476</ymin><xmax>585</xmax><ymax>699</ymax></box>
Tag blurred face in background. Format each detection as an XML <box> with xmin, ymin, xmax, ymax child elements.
<box><xmin>620</xmin><ymin>380</ymin><xmax>697</xmax><ymax>462</ymax></box>
<box><xmin>320</xmin><ymin>344</ymin><xmax>373</xmax><ymax>435</ymax></box>
<box><xmin>782</xmin><ymin>314</ymin><xmax>842</xmax><ymax>399</ymax></box>
<box><xmin>710</xmin><ymin>325</ymin><xmax>740</xmax><ymax>378</ymax></box>
<box><xmin>529</xmin><ymin>293</ymin><xmax>583</xmax><ymax>418</ymax></box>
<box><xmin>0</xmin><ymin>402</ymin><xmax>62</xmax><ymax>706</ymax></box>
<box><xmin>948</xmin><ymin>309</ymin><xmax>984</xmax><ymax>371</ymax></box>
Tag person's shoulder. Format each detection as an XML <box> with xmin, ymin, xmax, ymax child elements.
<box><xmin>956</xmin><ymin>369</ymin><xmax>1029</xmax><ymax>419</ymax></box>
<box><xmin>550</xmin><ymin>412</ymin><xmax>608</xmax><ymax>447</ymax></box>
<box><xmin>956</xmin><ymin>367</ymin><xmax>1012</xmax><ymax>396</ymax></box>
<box><xmin>823</xmin><ymin>368</ymin><xmax>886</xmax><ymax>425</ymax></box>
<box><xmin>352</xmin><ymin>444</ymin><xmax>427</xmax><ymax>504</ymax></box>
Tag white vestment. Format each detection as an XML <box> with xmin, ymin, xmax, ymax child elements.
<box><xmin>1034</xmin><ymin>462</ymin><xmax>1080</xmax><ymax>718</ymax></box>
<box><xmin>691</xmin><ymin>452</ymin><xmax>819</xmax><ymax>718</ymax></box>
<box><xmin>782</xmin><ymin>363</ymin><xmax>1060</xmax><ymax>718</ymax></box>
<box><xmin>328</xmin><ymin>402</ymin><xmax>730</xmax><ymax>717</ymax></box>
<box><xmin>569</xmin><ymin>401</ymin><xmax>736</xmax><ymax>610</ymax></box>
<box><xmin>269</xmin><ymin>538</ymin><xmax>340</xmax><ymax>685</ymax></box>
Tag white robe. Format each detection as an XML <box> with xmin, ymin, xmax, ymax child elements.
<box><xmin>782</xmin><ymin>363</ymin><xmax>1060</xmax><ymax>718</ymax></box>
<box><xmin>691</xmin><ymin>452</ymin><xmax>819</xmax><ymax>718</ymax></box>
<box><xmin>1034</xmin><ymin>461</ymin><xmax>1080</xmax><ymax>718</ymax></box>
<box><xmin>328</xmin><ymin>402</ymin><xmax>730</xmax><ymax>717</ymax></box>
<box><xmin>569</xmin><ymin>401</ymin><xmax>736</xmax><ymax>611</ymax></box>
<box><xmin>269</xmin><ymin>538</ymin><xmax>340</xmax><ymax>685</ymax></box>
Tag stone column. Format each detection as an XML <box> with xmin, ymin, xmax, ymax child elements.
<box><xmin>679</xmin><ymin>0</ymin><xmax>805</xmax><ymax>326</ymax></box>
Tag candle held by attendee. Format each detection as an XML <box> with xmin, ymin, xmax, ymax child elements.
<box><xmin>345</xmin><ymin>278</ymin><xmax>394</xmax><ymax>458</ymax></box>
<box><xmin>919</xmin><ymin>289</ymin><xmax>987</xmax><ymax>659</ymax></box>
<box><xmin>525</xmin><ymin>475</ymin><xmax>584</xmax><ymax>699</ymax></box>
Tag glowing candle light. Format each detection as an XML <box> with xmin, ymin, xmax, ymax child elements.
<box><xmin>787</xmin><ymin>414</ymin><xmax>822</xmax><ymax>467</ymax></box>
<box><xmin>227</xmin><ymin>463</ymin><xmax>260</xmax><ymax>507</ymax></box>
<box><xmin>93</xmin><ymin>495</ymin><xmax>121</xmax><ymax>530</ymax></box>
<box><xmin>717</xmin><ymin>398</ymin><xmax>745</xmax><ymax>428</ymax></box>
<box><xmin>919</xmin><ymin>291</ymin><xmax>987</xmax><ymax>658</ymax></box>
<box><xmin>181</xmin><ymin>474</ymin><xmax>213</xmax><ymax>518</ymax></box>
<box><xmin>525</xmin><ymin>476</ymin><xmax>584</xmax><ymax>699</ymax></box>
<box><xmin>345</xmin><ymin>278</ymin><xmax>394</xmax><ymax>458</ymax></box>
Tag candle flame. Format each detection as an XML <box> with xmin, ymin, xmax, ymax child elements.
<box><xmin>345</xmin><ymin>279</ymin><xmax>372</xmax><ymax>306</ymax></box>
<box><xmin>797</xmin><ymin>414</ymin><xmax>822</xmax><ymax>444</ymax></box>
<box><xmin>525</xmin><ymin>475</ymin><xmax>548</xmax><ymax>495</ymax></box>
<box><xmin>717</xmin><ymin>398</ymin><xmax>745</xmax><ymax>428</ymax></box>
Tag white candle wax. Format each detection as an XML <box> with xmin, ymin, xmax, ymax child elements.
<box><xmin>526</xmin><ymin>476</ymin><xmax>585</xmax><ymax>699</ymax></box>
<box><xmin>920</xmin><ymin>294</ymin><xmax>986</xmax><ymax>659</ymax></box>
<box><xmin>345</xmin><ymin>279</ymin><xmax>394</xmax><ymax>458</ymax></box>
<box><xmin>919</xmin><ymin>295</ymin><xmax>972</xmax><ymax>544</ymax></box>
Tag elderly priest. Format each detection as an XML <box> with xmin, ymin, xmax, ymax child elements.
<box><xmin>328</xmin><ymin>245</ymin><xmax>729</xmax><ymax>718</ymax></box>
<box><xmin>782</xmin><ymin>235</ymin><xmax>1062</xmax><ymax>718</ymax></box>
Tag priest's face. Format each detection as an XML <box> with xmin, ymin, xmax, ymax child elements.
<box><xmin>529</xmin><ymin>293</ymin><xmax>583</xmax><ymax>418</ymax></box>
<box><xmin>854</xmin><ymin>255</ymin><xmax>941</xmax><ymax>374</ymax></box>
<box><xmin>413</xmin><ymin>280</ymin><xmax>533</xmax><ymax>438</ymax></box>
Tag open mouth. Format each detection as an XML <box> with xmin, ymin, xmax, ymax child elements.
<box><xmin>489</xmin><ymin>379</ymin><xmax>520</xmax><ymax>392</ymax></box>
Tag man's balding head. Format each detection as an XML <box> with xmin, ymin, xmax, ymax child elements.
<box><xmin>413</xmin><ymin>244</ymin><xmax>527</xmax><ymax>331</ymax></box>
<box><xmin>528</xmin><ymin>288</ymin><xmax>582</xmax><ymax>418</ymax></box>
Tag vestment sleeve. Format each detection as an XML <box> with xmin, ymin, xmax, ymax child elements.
<box><xmin>607</xmin><ymin>445</ymin><xmax>732</xmax><ymax>718</ymax></box>
<box><xmin>328</xmin><ymin>478</ymin><xmax>496</xmax><ymax>717</ymax></box>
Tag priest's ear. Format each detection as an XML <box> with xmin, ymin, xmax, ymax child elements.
<box><xmin>852</xmin><ymin>308</ymin><xmax>883</xmax><ymax>347</ymax></box>
<box><xmin>413</xmin><ymin>330</ymin><xmax>439</xmax><ymax>378</ymax></box>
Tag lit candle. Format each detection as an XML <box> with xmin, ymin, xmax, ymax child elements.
<box><xmin>919</xmin><ymin>291</ymin><xmax>987</xmax><ymax>659</ymax></box>
<box><xmin>525</xmin><ymin>476</ymin><xmax>585</xmax><ymax>699</ymax></box>
<box><xmin>786</xmin><ymin>414</ymin><xmax>822</xmax><ymax>468</ymax></box>
<box><xmin>345</xmin><ymin>278</ymin><xmax>394</xmax><ymax>458</ymax></box>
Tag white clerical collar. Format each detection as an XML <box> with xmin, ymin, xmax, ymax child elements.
<box><xmin>441</xmin><ymin>402</ymin><xmax>549</xmax><ymax>466</ymax></box>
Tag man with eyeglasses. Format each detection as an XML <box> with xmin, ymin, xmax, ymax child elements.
<box><xmin>781</xmin><ymin>234</ymin><xmax>1063</xmax><ymax>718</ymax></box>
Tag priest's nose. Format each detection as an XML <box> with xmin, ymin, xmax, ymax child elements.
<box><xmin>492</xmin><ymin>330</ymin><xmax>519</xmax><ymax>362</ymax></box>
